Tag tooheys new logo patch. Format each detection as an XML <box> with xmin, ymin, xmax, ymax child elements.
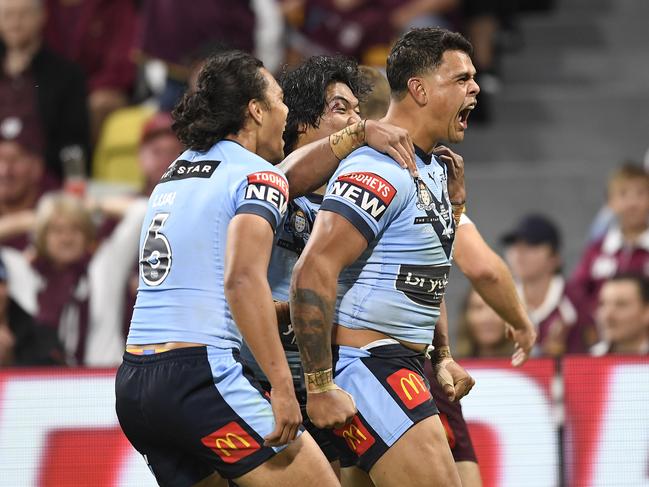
<box><xmin>330</xmin><ymin>172</ymin><xmax>397</xmax><ymax>221</ymax></box>
<box><xmin>395</xmin><ymin>264</ymin><xmax>450</xmax><ymax>307</ymax></box>
<box><xmin>245</xmin><ymin>171</ymin><xmax>289</xmax><ymax>214</ymax></box>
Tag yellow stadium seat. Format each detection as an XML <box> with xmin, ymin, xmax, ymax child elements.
<box><xmin>92</xmin><ymin>105</ymin><xmax>156</xmax><ymax>188</ymax></box>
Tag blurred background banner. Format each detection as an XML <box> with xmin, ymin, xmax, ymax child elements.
<box><xmin>562</xmin><ymin>356</ymin><xmax>649</xmax><ymax>487</ymax></box>
<box><xmin>0</xmin><ymin>369</ymin><xmax>155</xmax><ymax>487</ymax></box>
<box><xmin>0</xmin><ymin>358</ymin><xmax>647</xmax><ymax>487</ymax></box>
<box><xmin>460</xmin><ymin>358</ymin><xmax>558</xmax><ymax>487</ymax></box>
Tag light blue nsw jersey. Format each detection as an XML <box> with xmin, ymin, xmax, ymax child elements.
<box><xmin>127</xmin><ymin>140</ymin><xmax>289</xmax><ymax>349</ymax></box>
<box><xmin>320</xmin><ymin>145</ymin><xmax>455</xmax><ymax>345</ymax></box>
<box><xmin>267</xmin><ymin>194</ymin><xmax>321</xmax><ymax>302</ymax></box>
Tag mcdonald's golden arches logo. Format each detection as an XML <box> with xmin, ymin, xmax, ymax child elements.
<box><xmin>201</xmin><ymin>421</ymin><xmax>260</xmax><ymax>464</ymax></box>
<box><xmin>386</xmin><ymin>368</ymin><xmax>431</xmax><ymax>409</ymax></box>
<box><xmin>333</xmin><ymin>415</ymin><xmax>375</xmax><ymax>455</ymax></box>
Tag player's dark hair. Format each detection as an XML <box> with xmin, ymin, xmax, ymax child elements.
<box><xmin>359</xmin><ymin>65</ymin><xmax>391</xmax><ymax>120</ymax></box>
<box><xmin>172</xmin><ymin>50</ymin><xmax>268</xmax><ymax>152</ymax></box>
<box><xmin>607</xmin><ymin>273</ymin><xmax>649</xmax><ymax>304</ymax></box>
<box><xmin>280</xmin><ymin>55</ymin><xmax>371</xmax><ymax>154</ymax></box>
<box><xmin>387</xmin><ymin>27</ymin><xmax>473</xmax><ymax>99</ymax></box>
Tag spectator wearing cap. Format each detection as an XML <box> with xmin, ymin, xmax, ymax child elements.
<box><xmin>0</xmin><ymin>113</ymin><xmax>45</xmax><ymax>249</ymax></box>
<box><xmin>139</xmin><ymin>112</ymin><xmax>182</xmax><ymax>196</ymax></box>
<box><xmin>43</xmin><ymin>0</ymin><xmax>136</xmax><ymax>143</ymax></box>
<box><xmin>592</xmin><ymin>273</ymin><xmax>649</xmax><ymax>356</ymax></box>
<box><xmin>568</xmin><ymin>163</ymin><xmax>649</xmax><ymax>319</ymax></box>
<box><xmin>0</xmin><ymin>255</ymin><xmax>64</xmax><ymax>366</ymax></box>
<box><xmin>503</xmin><ymin>214</ymin><xmax>595</xmax><ymax>356</ymax></box>
<box><xmin>0</xmin><ymin>0</ymin><xmax>90</xmax><ymax>182</ymax></box>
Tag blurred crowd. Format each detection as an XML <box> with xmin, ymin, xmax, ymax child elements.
<box><xmin>0</xmin><ymin>0</ymin><xmax>647</xmax><ymax>368</ymax></box>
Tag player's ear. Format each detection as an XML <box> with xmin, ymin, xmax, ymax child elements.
<box><xmin>407</xmin><ymin>78</ymin><xmax>427</xmax><ymax>106</ymax></box>
<box><xmin>297</xmin><ymin>122</ymin><xmax>308</xmax><ymax>136</ymax></box>
<box><xmin>248</xmin><ymin>98</ymin><xmax>265</xmax><ymax>125</ymax></box>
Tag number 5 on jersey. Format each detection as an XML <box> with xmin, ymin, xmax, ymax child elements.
<box><xmin>141</xmin><ymin>213</ymin><xmax>172</xmax><ymax>286</ymax></box>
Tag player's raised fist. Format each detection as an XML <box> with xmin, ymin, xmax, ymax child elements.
<box><xmin>306</xmin><ymin>388</ymin><xmax>357</xmax><ymax>429</ymax></box>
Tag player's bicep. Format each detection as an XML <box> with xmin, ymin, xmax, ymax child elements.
<box><xmin>225</xmin><ymin>213</ymin><xmax>275</xmax><ymax>283</ymax></box>
<box><xmin>453</xmin><ymin>221</ymin><xmax>498</xmax><ymax>278</ymax></box>
<box><xmin>300</xmin><ymin>209</ymin><xmax>368</xmax><ymax>273</ymax></box>
<box><xmin>453</xmin><ymin>219</ymin><xmax>482</xmax><ymax>269</ymax></box>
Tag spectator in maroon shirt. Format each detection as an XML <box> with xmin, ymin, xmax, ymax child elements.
<box><xmin>286</xmin><ymin>0</ymin><xmax>458</xmax><ymax>66</ymax></box>
<box><xmin>568</xmin><ymin>163</ymin><xmax>649</xmax><ymax>319</ymax></box>
<box><xmin>503</xmin><ymin>214</ymin><xmax>595</xmax><ymax>356</ymax></box>
<box><xmin>137</xmin><ymin>0</ymin><xmax>254</xmax><ymax>110</ymax></box>
<box><xmin>22</xmin><ymin>191</ymin><xmax>142</xmax><ymax>366</ymax></box>
<box><xmin>0</xmin><ymin>114</ymin><xmax>45</xmax><ymax>250</ymax></box>
<box><xmin>43</xmin><ymin>0</ymin><xmax>137</xmax><ymax>142</ymax></box>
<box><xmin>592</xmin><ymin>273</ymin><xmax>649</xmax><ymax>356</ymax></box>
<box><xmin>0</xmin><ymin>0</ymin><xmax>90</xmax><ymax>182</ymax></box>
<box><xmin>0</xmin><ymin>255</ymin><xmax>64</xmax><ymax>366</ymax></box>
<box><xmin>31</xmin><ymin>192</ymin><xmax>95</xmax><ymax>365</ymax></box>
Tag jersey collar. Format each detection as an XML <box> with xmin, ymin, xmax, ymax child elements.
<box><xmin>414</xmin><ymin>145</ymin><xmax>432</xmax><ymax>165</ymax></box>
<box><xmin>306</xmin><ymin>193</ymin><xmax>324</xmax><ymax>204</ymax></box>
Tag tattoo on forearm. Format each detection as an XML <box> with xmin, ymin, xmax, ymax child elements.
<box><xmin>330</xmin><ymin>121</ymin><xmax>364</xmax><ymax>147</ymax></box>
<box><xmin>433</xmin><ymin>328</ymin><xmax>449</xmax><ymax>348</ymax></box>
<box><xmin>290</xmin><ymin>287</ymin><xmax>335</xmax><ymax>372</ymax></box>
<box><xmin>329</xmin><ymin>120</ymin><xmax>367</xmax><ymax>163</ymax></box>
<box><xmin>434</xmin><ymin>346</ymin><xmax>452</xmax><ymax>362</ymax></box>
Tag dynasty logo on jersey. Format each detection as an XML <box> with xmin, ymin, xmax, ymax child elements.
<box><xmin>160</xmin><ymin>160</ymin><xmax>220</xmax><ymax>183</ymax></box>
<box><xmin>413</xmin><ymin>177</ymin><xmax>454</xmax><ymax>258</ymax></box>
<box><xmin>395</xmin><ymin>263</ymin><xmax>450</xmax><ymax>307</ymax></box>
<box><xmin>415</xmin><ymin>178</ymin><xmax>435</xmax><ymax>211</ymax></box>
<box><xmin>245</xmin><ymin>171</ymin><xmax>289</xmax><ymax>214</ymax></box>
<box><xmin>330</xmin><ymin>172</ymin><xmax>397</xmax><ymax>221</ymax></box>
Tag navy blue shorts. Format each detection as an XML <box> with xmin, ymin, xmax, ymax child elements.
<box><xmin>115</xmin><ymin>346</ymin><xmax>300</xmax><ymax>485</ymax></box>
<box><xmin>332</xmin><ymin>344</ymin><xmax>439</xmax><ymax>472</ymax></box>
<box><xmin>239</xmin><ymin>345</ymin><xmax>341</xmax><ymax>462</ymax></box>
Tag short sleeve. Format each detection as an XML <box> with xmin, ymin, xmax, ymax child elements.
<box><xmin>320</xmin><ymin>153</ymin><xmax>411</xmax><ymax>243</ymax></box>
<box><xmin>234</xmin><ymin>168</ymin><xmax>289</xmax><ymax>232</ymax></box>
<box><xmin>459</xmin><ymin>213</ymin><xmax>473</xmax><ymax>227</ymax></box>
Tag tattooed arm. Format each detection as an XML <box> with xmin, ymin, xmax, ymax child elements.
<box><xmin>280</xmin><ymin>120</ymin><xmax>417</xmax><ymax>200</ymax></box>
<box><xmin>290</xmin><ymin>210</ymin><xmax>368</xmax><ymax>428</ymax></box>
